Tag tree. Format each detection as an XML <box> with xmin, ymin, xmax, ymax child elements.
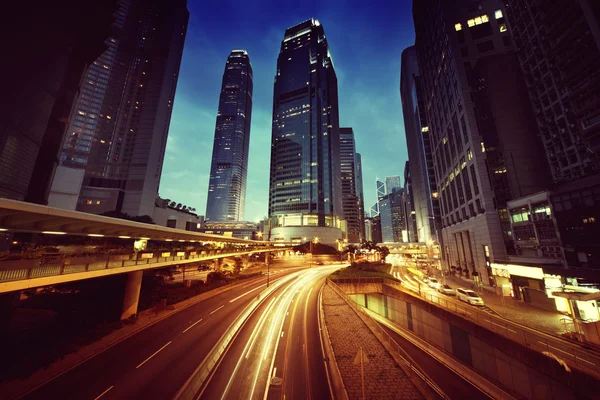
<box><xmin>375</xmin><ymin>245</ymin><xmax>390</xmax><ymax>260</ymax></box>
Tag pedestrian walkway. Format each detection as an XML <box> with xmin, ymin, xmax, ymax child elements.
<box><xmin>443</xmin><ymin>274</ymin><xmax>572</xmax><ymax>336</ymax></box>
<box><xmin>321</xmin><ymin>285</ymin><xmax>423</xmax><ymax>400</ymax></box>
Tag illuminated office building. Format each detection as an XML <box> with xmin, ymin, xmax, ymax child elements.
<box><xmin>206</xmin><ymin>50</ymin><xmax>253</xmax><ymax>222</ymax></box>
<box><xmin>268</xmin><ymin>19</ymin><xmax>343</xmax><ymax>245</ymax></box>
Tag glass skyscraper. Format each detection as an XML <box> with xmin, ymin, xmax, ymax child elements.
<box><xmin>268</xmin><ymin>19</ymin><xmax>343</xmax><ymax>244</ymax></box>
<box><xmin>48</xmin><ymin>0</ymin><xmax>189</xmax><ymax>218</ymax></box>
<box><xmin>206</xmin><ymin>50</ymin><xmax>253</xmax><ymax>222</ymax></box>
<box><xmin>339</xmin><ymin>128</ymin><xmax>360</xmax><ymax>243</ymax></box>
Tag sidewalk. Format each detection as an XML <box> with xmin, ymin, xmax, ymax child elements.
<box><xmin>321</xmin><ymin>285</ymin><xmax>423</xmax><ymax>400</ymax></box>
<box><xmin>443</xmin><ymin>274</ymin><xmax>572</xmax><ymax>336</ymax></box>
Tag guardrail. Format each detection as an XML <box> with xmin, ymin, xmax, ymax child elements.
<box><xmin>381</xmin><ymin>282</ymin><xmax>600</xmax><ymax>377</ymax></box>
<box><xmin>0</xmin><ymin>247</ymin><xmax>283</xmax><ymax>285</ymax></box>
<box><xmin>327</xmin><ymin>278</ymin><xmax>449</xmax><ymax>400</ymax></box>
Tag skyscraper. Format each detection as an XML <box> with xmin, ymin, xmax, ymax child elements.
<box><xmin>380</xmin><ymin>189</ymin><xmax>406</xmax><ymax>243</ymax></box>
<box><xmin>400</xmin><ymin>45</ymin><xmax>441</xmax><ymax>245</ymax></box>
<box><xmin>339</xmin><ymin>128</ymin><xmax>361</xmax><ymax>243</ymax></box>
<box><xmin>206</xmin><ymin>50</ymin><xmax>253</xmax><ymax>222</ymax></box>
<box><xmin>0</xmin><ymin>0</ymin><xmax>115</xmax><ymax>204</ymax></box>
<box><xmin>403</xmin><ymin>162</ymin><xmax>417</xmax><ymax>242</ymax></box>
<box><xmin>268</xmin><ymin>19</ymin><xmax>343</xmax><ymax>244</ymax></box>
<box><xmin>413</xmin><ymin>0</ymin><xmax>549</xmax><ymax>285</ymax></box>
<box><xmin>48</xmin><ymin>0</ymin><xmax>189</xmax><ymax>218</ymax></box>
<box><xmin>385</xmin><ymin>176</ymin><xmax>402</xmax><ymax>194</ymax></box>
<box><xmin>376</xmin><ymin>179</ymin><xmax>386</xmax><ymax>200</ymax></box>
<box><xmin>355</xmin><ymin>153</ymin><xmax>366</xmax><ymax>241</ymax></box>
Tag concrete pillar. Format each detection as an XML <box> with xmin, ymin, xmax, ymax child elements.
<box><xmin>265</xmin><ymin>251</ymin><xmax>270</xmax><ymax>266</ymax></box>
<box><xmin>121</xmin><ymin>270</ymin><xmax>143</xmax><ymax>320</ymax></box>
<box><xmin>214</xmin><ymin>258</ymin><xmax>222</xmax><ymax>271</ymax></box>
<box><xmin>242</xmin><ymin>255</ymin><xmax>249</xmax><ymax>269</ymax></box>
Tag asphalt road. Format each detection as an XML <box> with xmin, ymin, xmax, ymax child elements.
<box><xmin>199</xmin><ymin>266</ymin><xmax>337</xmax><ymax>400</ymax></box>
<box><xmin>21</xmin><ymin>261</ymin><xmax>305</xmax><ymax>400</ymax></box>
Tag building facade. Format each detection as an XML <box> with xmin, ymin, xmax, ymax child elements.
<box><xmin>339</xmin><ymin>128</ymin><xmax>361</xmax><ymax>243</ymax></box>
<box><xmin>49</xmin><ymin>0</ymin><xmax>189</xmax><ymax>218</ymax></box>
<box><xmin>404</xmin><ymin>162</ymin><xmax>418</xmax><ymax>242</ymax></box>
<box><xmin>505</xmin><ymin>0</ymin><xmax>600</xmax><ymax>179</ymax></box>
<box><xmin>153</xmin><ymin>197</ymin><xmax>203</xmax><ymax>231</ymax></box>
<box><xmin>355</xmin><ymin>153</ymin><xmax>366</xmax><ymax>241</ymax></box>
<box><xmin>400</xmin><ymin>45</ymin><xmax>442</xmax><ymax>245</ymax></box>
<box><xmin>205</xmin><ymin>50</ymin><xmax>253</xmax><ymax>222</ymax></box>
<box><xmin>1</xmin><ymin>0</ymin><xmax>115</xmax><ymax>204</ymax></box>
<box><xmin>413</xmin><ymin>0</ymin><xmax>549</xmax><ymax>285</ymax></box>
<box><xmin>267</xmin><ymin>19</ymin><xmax>344</xmax><ymax>245</ymax></box>
<box><xmin>385</xmin><ymin>176</ymin><xmax>401</xmax><ymax>194</ymax></box>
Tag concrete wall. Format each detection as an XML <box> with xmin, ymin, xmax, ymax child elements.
<box><xmin>343</xmin><ymin>283</ymin><xmax>599</xmax><ymax>400</ymax></box>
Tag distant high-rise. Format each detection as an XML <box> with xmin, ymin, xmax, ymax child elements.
<box><xmin>355</xmin><ymin>153</ymin><xmax>366</xmax><ymax>241</ymax></box>
<box><xmin>339</xmin><ymin>128</ymin><xmax>361</xmax><ymax>242</ymax></box>
<box><xmin>376</xmin><ymin>179</ymin><xmax>386</xmax><ymax>200</ymax></box>
<box><xmin>505</xmin><ymin>0</ymin><xmax>600</xmax><ymax>180</ymax></box>
<box><xmin>0</xmin><ymin>0</ymin><xmax>115</xmax><ymax>204</ymax></box>
<box><xmin>268</xmin><ymin>19</ymin><xmax>343</xmax><ymax>244</ymax></box>
<box><xmin>404</xmin><ymin>162</ymin><xmax>417</xmax><ymax>242</ymax></box>
<box><xmin>380</xmin><ymin>189</ymin><xmax>405</xmax><ymax>243</ymax></box>
<box><xmin>49</xmin><ymin>0</ymin><xmax>189</xmax><ymax>218</ymax></box>
<box><xmin>206</xmin><ymin>50</ymin><xmax>253</xmax><ymax>222</ymax></box>
<box><xmin>385</xmin><ymin>176</ymin><xmax>401</xmax><ymax>194</ymax></box>
<box><xmin>413</xmin><ymin>0</ymin><xmax>549</xmax><ymax>284</ymax></box>
<box><xmin>400</xmin><ymin>46</ymin><xmax>441</xmax><ymax>245</ymax></box>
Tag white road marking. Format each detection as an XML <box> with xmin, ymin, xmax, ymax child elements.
<box><xmin>182</xmin><ymin>318</ymin><xmax>203</xmax><ymax>333</ymax></box>
<box><xmin>281</xmin><ymin>331</ymin><xmax>284</xmax><ymax>337</ymax></box>
<box><xmin>272</xmin><ymin>367</ymin><xmax>278</xmax><ymax>377</ymax></box>
<box><xmin>210</xmin><ymin>305</ymin><xmax>224</xmax><ymax>315</ymax></box>
<box><xmin>229</xmin><ymin>285</ymin><xmax>264</xmax><ymax>303</ymax></box>
<box><xmin>94</xmin><ymin>385</ymin><xmax>114</xmax><ymax>400</ymax></box>
<box><xmin>136</xmin><ymin>341</ymin><xmax>172</xmax><ymax>369</ymax></box>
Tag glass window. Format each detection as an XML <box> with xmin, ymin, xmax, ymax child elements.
<box><xmin>495</xmin><ymin>10</ymin><xmax>503</xmax><ymax>19</ymax></box>
<box><xmin>455</xmin><ymin>23</ymin><xmax>462</xmax><ymax>31</ymax></box>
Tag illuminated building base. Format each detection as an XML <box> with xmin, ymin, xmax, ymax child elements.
<box><xmin>270</xmin><ymin>226</ymin><xmax>342</xmax><ymax>246</ymax></box>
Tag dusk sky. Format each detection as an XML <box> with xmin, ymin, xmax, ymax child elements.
<box><xmin>160</xmin><ymin>0</ymin><xmax>415</xmax><ymax>222</ymax></box>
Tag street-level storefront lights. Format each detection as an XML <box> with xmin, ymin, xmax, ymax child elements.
<box><xmin>42</xmin><ymin>231</ymin><xmax>66</xmax><ymax>235</ymax></box>
<box><xmin>88</xmin><ymin>234</ymin><xmax>104</xmax><ymax>237</ymax></box>
<box><xmin>0</xmin><ymin>228</ymin><xmax>7</xmax><ymax>232</ymax></box>
<box><xmin>118</xmin><ymin>236</ymin><xmax>131</xmax><ymax>239</ymax></box>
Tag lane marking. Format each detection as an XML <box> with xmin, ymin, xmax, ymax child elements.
<box><xmin>210</xmin><ymin>305</ymin><xmax>224</xmax><ymax>315</ymax></box>
<box><xmin>94</xmin><ymin>385</ymin><xmax>114</xmax><ymax>400</ymax></box>
<box><xmin>229</xmin><ymin>285</ymin><xmax>264</xmax><ymax>303</ymax></box>
<box><xmin>136</xmin><ymin>341</ymin><xmax>171</xmax><ymax>369</ymax></box>
<box><xmin>182</xmin><ymin>318</ymin><xmax>203</xmax><ymax>333</ymax></box>
<box><xmin>272</xmin><ymin>367</ymin><xmax>278</xmax><ymax>377</ymax></box>
<box><xmin>281</xmin><ymin>331</ymin><xmax>284</xmax><ymax>337</ymax></box>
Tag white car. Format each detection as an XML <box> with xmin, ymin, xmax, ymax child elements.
<box><xmin>437</xmin><ymin>284</ymin><xmax>455</xmax><ymax>295</ymax></box>
<box><xmin>427</xmin><ymin>278</ymin><xmax>441</xmax><ymax>289</ymax></box>
<box><xmin>456</xmin><ymin>288</ymin><xmax>485</xmax><ymax>305</ymax></box>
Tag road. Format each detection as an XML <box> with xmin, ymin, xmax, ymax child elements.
<box><xmin>21</xmin><ymin>261</ymin><xmax>306</xmax><ymax>400</ymax></box>
<box><xmin>199</xmin><ymin>266</ymin><xmax>338</xmax><ymax>400</ymax></box>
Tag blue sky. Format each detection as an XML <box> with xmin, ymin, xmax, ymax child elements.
<box><xmin>160</xmin><ymin>0</ymin><xmax>415</xmax><ymax>222</ymax></box>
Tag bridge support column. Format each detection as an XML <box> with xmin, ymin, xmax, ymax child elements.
<box><xmin>214</xmin><ymin>258</ymin><xmax>222</xmax><ymax>271</ymax></box>
<box><xmin>0</xmin><ymin>292</ymin><xmax>19</xmax><ymax>337</ymax></box>
<box><xmin>241</xmin><ymin>255</ymin><xmax>249</xmax><ymax>269</ymax></box>
<box><xmin>121</xmin><ymin>270</ymin><xmax>143</xmax><ymax>320</ymax></box>
<box><xmin>265</xmin><ymin>251</ymin><xmax>270</xmax><ymax>266</ymax></box>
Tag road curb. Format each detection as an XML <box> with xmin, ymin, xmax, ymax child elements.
<box><xmin>1</xmin><ymin>277</ymin><xmax>262</xmax><ymax>400</ymax></box>
<box><xmin>318</xmin><ymin>284</ymin><xmax>349</xmax><ymax>400</ymax></box>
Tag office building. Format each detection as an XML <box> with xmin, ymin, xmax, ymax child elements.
<box><xmin>0</xmin><ymin>0</ymin><xmax>115</xmax><ymax>204</ymax></box>
<box><xmin>400</xmin><ymin>45</ymin><xmax>442</xmax><ymax>245</ymax></box>
<box><xmin>339</xmin><ymin>128</ymin><xmax>361</xmax><ymax>243</ymax></box>
<box><xmin>380</xmin><ymin>189</ymin><xmax>406</xmax><ymax>243</ymax></box>
<box><xmin>404</xmin><ymin>162</ymin><xmax>418</xmax><ymax>242</ymax></box>
<box><xmin>505</xmin><ymin>0</ymin><xmax>600</xmax><ymax>180</ymax></box>
<box><xmin>385</xmin><ymin>176</ymin><xmax>401</xmax><ymax>194</ymax></box>
<box><xmin>153</xmin><ymin>197</ymin><xmax>203</xmax><ymax>231</ymax></box>
<box><xmin>377</xmin><ymin>179</ymin><xmax>386</xmax><ymax>200</ymax></box>
<box><xmin>355</xmin><ymin>153</ymin><xmax>366</xmax><ymax>241</ymax></box>
<box><xmin>267</xmin><ymin>19</ymin><xmax>344</xmax><ymax>245</ymax></box>
<box><xmin>413</xmin><ymin>0</ymin><xmax>549</xmax><ymax>285</ymax></box>
<box><xmin>365</xmin><ymin>216</ymin><xmax>382</xmax><ymax>244</ymax></box>
<box><xmin>49</xmin><ymin>0</ymin><xmax>189</xmax><ymax>218</ymax></box>
<box><xmin>206</xmin><ymin>50</ymin><xmax>253</xmax><ymax>222</ymax></box>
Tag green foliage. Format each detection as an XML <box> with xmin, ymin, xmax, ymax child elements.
<box><xmin>293</xmin><ymin>241</ymin><xmax>339</xmax><ymax>255</ymax></box>
<box><xmin>100</xmin><ymin>210</ymin><xmax>155</xmax><ymax>224</ymax></box>
<box><xmin>331</xmin><ymin>260</ymin><xmax>399</xmax><ymax>281</ymax></box>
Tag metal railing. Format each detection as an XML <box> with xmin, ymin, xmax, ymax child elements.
<box><xmin>0</xmin><ymin>247</ymin><xmax>281</xmax><ymax>285</ymax></box>
<box><xmin>379</xmin><ymin>282</ymin><xmax>600</xmax><ymax>377</ymax></box>
<box><xmin>327</xmin><ymin>278</ymin><xmax>449</xmax><ymax>400</ymax></box>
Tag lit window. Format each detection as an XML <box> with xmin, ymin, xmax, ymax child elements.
<box><xmin>86</xmin><ymin>200</ymin><xmax>92</xmax><ymax>205</ymax></box>
<box><xmin>467</xmin><ymin>148</ymin><xmax>473</xmax><ymax>160</ymax></box>
<box><xmin>96</xmin><ymin>200</ymin><xmax>101</xmax><ymax>205</ymax></box>
<box><xmin>475</xmin><ymin>16</ymin><xmax>482</xmax><ymax>25</ymax></box>
<box><xmin>421</xmin><ymin>126</ymin><xmax>429</xmax><ymax>132</ymax></box>
<box><xmin>455</xmin><ymin>23</ymin><xmax>462</xmax><ymax>31</ymax></box>
<box><xmin>442</xmin><ymin>137</ymin><xmax>448</xmax><ymax>144</ymax></box>
<box><xmin>499</xmin><ymin>23</ymin><xmax>507</xmax><ymax>32</ymax></box>
<box><xmin>467</xmin><ymin>19</ymin><xmax>475</xmax><ymax>27</ymax></box>
<box><xmin>432</xmin><ymin>192</ymin><xmax>439</xmax><ymax>199</ymax></box>
<box><xmin>481</xmin><ymin>142</ymin><xmax>486</xmax><ymax>152</ymax></box>
<box><xmin>495</xmin><ymin>10</ymin><xmax>503</xmax><ymax>19</ymax></box>
<box><xmin>481</xmin><ymin>15</ymin><xmax>489</xmax><ymax>23</ymax></box>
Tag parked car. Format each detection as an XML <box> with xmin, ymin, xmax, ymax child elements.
<box><xmin>427</xmin><ymin>278</ymin><xmax>441</xmax><ymax>289</ymax></box>
<box><xmin>456</xmin><ymin>288</ymin><xmax>484</xmax><ymax>305</ymax></box>
<box><xmin>437</xmin><ymin>284</ymin><xmax>455</xmax><ymax>296</ymax></box>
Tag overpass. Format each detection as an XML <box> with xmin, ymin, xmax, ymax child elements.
<box><xmin>0</xmin><ymin>199</ymin><xmax>293</xmax><ymax>319</ymax></box>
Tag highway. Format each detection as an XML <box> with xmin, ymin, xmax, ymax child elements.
<box><xmin>199</xmin><ymin>266</ymin><xmax>338</xmax><ymax>400</ymax></box>
<box><xmin>21</xmin><ymin>261</ymin><xmax>306</xmax><ymax>400</ymax></box>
